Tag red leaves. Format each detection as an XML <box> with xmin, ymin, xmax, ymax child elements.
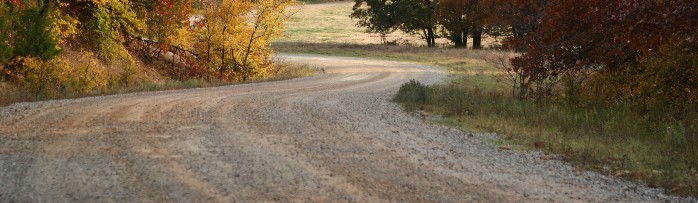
<box><xmin>9</xmin><ymin>0</ymin><xmax>25</xmax><ymax>9</ymax></box>
<box><xmin>506</xmin><ymin>0</ymin><xmax>698</xmax><ymax>84</ymax></box>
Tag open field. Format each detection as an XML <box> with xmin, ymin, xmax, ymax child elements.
<box><xmin>282</xmin><ymin>2</ymin><xmax>417</xmax><ymax>44</ymax></box>
<box><xmin>281</xmin><ymin>2</ymin><xmax>500</xmax><ymax>47</ymax></box>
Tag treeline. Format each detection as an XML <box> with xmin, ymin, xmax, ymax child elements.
<box><xmin>351</xmin><ymin>0</ymin><xmax>527</xmax><ymax>48</ymax></box>
<box><xmin>1</xmin><ymin>0</ymin><xmax>294</xmax><ymax>98</ymax></box>
<box><xmin>355</xmin><ymin>0</ymin><xmax>698</xmax><ymax>119</ymax></box>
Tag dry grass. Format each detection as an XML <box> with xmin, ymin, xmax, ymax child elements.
<box><xmin>281</xmin><ymin>2</ymin><xmax>501</xmax><ymax>47</ymax></box>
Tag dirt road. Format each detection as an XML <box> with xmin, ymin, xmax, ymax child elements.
<box><xmin>0</xmin><ymin>54</ymin><xmax>690</xmax><ymax>202</ymax></box>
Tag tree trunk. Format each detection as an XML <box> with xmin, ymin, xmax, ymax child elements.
<box><xmin>462</xmin><ymin>32</ymin><xmax>468</xmax><ymax>48</ymax></box>
<box><xmin>451</xmin><ymin>33</ymin><xmax>463</xmax><ymax>48</ymax></box>
<box><xmin>427</xmin><ymin>28</ymin><xmax>435</xmax><ymax>47</ymax></box>
<box><xmin>472</xmin><ymin>26</ymin><xmax>483</xmax><ymax>49</ymax></box>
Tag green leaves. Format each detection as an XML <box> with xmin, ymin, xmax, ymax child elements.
<box><xmin>351</xmin><ymin>0</ymin><xmax>438</xmax><ymax>46</ymax></box>
<box><xmin>84</xmin><ymin>0</ymin><xmax>143</xmax><ymax>62</ymax></box>
<box><xmin>13</xmin><ymin>2</ymin><xmax>61</xmax><ymax>61</ymax></box>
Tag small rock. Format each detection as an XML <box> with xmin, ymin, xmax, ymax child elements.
<box><xmin>498</xmin><ymin>145</ymin><xmax>512</xmax><ymax>150</ymax></box>
<box><xmin>392</xmin><ymin>130</ymin><xmax>399</xmax><ymax>134</ymax></box>
<box><xmin>467</xmin><ymin>133</ymin><xmax>474</xmax><ymax>137</ymax></box>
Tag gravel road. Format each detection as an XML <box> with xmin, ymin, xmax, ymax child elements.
<box><xmin>0</xmin><ymin>54</ymin><xmax>694</xmax><ymax>202</ymax></box>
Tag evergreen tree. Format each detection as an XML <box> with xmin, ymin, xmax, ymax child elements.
<box><xmin>12</xmin><ymin>0</ymin><xmax>61</xmax><ymax>61</ymax></box>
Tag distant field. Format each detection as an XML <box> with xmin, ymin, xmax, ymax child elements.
<box><xmin>280</xmin><ymin>2</ymin><xmax>499</xmax><ymax>47</ymax></box>
<box><xmin>281</xmin><ymin>2</ymin><xmax>443</xmax><ymax>45</ymax></box>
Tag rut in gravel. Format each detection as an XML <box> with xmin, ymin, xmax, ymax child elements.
<box><xmin>0</xmin><ymin>54</ymin><xmax>694</xmax><ymax>202</ymax></box>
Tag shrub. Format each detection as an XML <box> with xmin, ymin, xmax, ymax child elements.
<box><xmin>8</xmin><ymin>56</ymin><xmax>110</xmax><ymax>99</ymax></box>
<box><xmin>393</xmin><ymin>79</ymin><xmax>433</xmax><ymax>111</ymax></box>
<box><xmin>64</xmin><ymin>58</ymin><xmax>109</xmax><ymax>95</ymax></box>
<box><xmin>581</xmin><ymin>39</ymin><xmax>698</xmax><ymax>120</ymax></box>
<box><xmin>11</xmin><ymin>57</ymin><xmax>67</xmax><ymax>99</ymax></box>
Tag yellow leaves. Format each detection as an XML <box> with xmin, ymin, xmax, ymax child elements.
<box><xmin>9</xmin><ymin>53</ymin><xmax>111</xmax><ymax>98</ymax></box>
<box><xmin>48</xmin><ymin>8</ymin><xmax>79</xmax><ymax>45</ymax></box>
<box><xmin>192</xmin><ymin>0</ymin><xmax>295</xmax><ymax>80</ymax></box>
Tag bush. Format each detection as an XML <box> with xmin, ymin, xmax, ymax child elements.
<box><xmin>393</xmin><ymin>79</ymin><xmax>433</xmax><ymax>111</ymax></box>
<box><xmin>8</xmin><ymin>56</ymin><xmax>110</xmax><ymax>99</ymax></box>
<box><xmin>12</xmin><ymin>57</ymin><xmax>67</xmax><ymax>99</ymax></box>
<box><xmin>581</xmin><ymin>39</ymin><xmax>698</xmax><ymax>120</ymax></box>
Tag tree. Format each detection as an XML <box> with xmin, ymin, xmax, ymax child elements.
<box><xmin>437</xmin><ymin>0</ymin><xmax>470</xmax><ymax>48</ymax></box>
<box><xmin>351</xmin><ymin>0</ymin><xmax>438</xmax><ymax>47</ymax></box>
<box><xmin>0</xmin><ymin>1</ymin><xmax>15</xmax><ymax>65</ymax></box>
<box><xmin>192</xmin><ymin>0</ymin><xmax>294</xmax><ymax>81</ymax></box>
<box><xmin>143</xmin><ymin>0</ymin><xmax>194</xmax><ymax>48</ymax></box>
<box><xmin>13</xmin><ymin>0</ymin><xmax>61</xmax><ymax>60</ymax></box>
<box><xmin>0</xmin><ymin>0</ymin><xmax>61</xmax><ymax>68</ymax></box>
<box><xmin>503</xmin><ymin>0</ymin><xmax>698</xmax><ymax>113</ymax></box>
<box><xmin>350</xmin><ymin>0</ymin><xmax>397</xmax><ymax>43</ymax></box>
<box><xmin>480</xmin><ymin>0</ymin><xmax>547</xmax><ymax>51</ymax></box>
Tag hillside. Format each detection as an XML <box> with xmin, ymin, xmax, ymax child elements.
<box><xmin>1</xmin><ymin>0</ymin><xmax>306</xmax><ymax>106</ymax></box>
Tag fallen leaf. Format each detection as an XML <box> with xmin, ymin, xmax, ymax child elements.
<box><xmin>499</xmin><ymin>145</ymin><xmax>512</xmax><ymax>150</ymax></box>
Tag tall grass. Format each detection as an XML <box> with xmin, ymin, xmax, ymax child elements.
<box><xmin>394</xmin><ymin>80</ymin><xmax>698</xmax><ymax>197</ymax></box>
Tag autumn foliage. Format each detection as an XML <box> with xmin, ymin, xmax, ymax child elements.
<box><xmin>1</xmin><ymin>0</ymin><xmax>295</xmax><ymax>97</ymax></box>
<box><xmin>496</xmin><ymin>0</ymin><xmax>697</xmax><ymax>117</ymax></box>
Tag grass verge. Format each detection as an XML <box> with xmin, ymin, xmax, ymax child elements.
<box><xmin>0</xmin><ymin>62</ymin><xmax>316</xmax><ymax>106</ymax></box>
<box><xmin>394</xmin><ymin>79</ymin><xmax>698</xmax><ymax>197</ymax></box>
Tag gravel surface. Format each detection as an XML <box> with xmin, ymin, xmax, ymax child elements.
<box><xmin>0</xmin><ymin>54</ymin><xmax>695</xmax><ymax>202</ymax></box>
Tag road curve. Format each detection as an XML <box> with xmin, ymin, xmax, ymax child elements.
<box><xmin>0</xmin><ymin>54</ymin><xmax>689</xmax><ymax>202</ymax></box>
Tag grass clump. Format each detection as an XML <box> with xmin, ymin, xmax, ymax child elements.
<box><xmin>393</xmin><ymin>79</ymin><xmax>432</xmax><ymax>111</ymax></box>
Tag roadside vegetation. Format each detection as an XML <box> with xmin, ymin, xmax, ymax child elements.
<box><xmin>278</xmin><ymin>0</ymin><xmax>698</xmax><ymax>197</ymax></box>
<box><xmin>0</xmin><ymin>0</ymin><xmax>309</xmax><ymax>106</ymax></box>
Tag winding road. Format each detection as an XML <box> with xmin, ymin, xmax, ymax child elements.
<box><xmin>0</xmin><ymin>54</ymin><xmax>689</xmax><ymax>202</ymax></box>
